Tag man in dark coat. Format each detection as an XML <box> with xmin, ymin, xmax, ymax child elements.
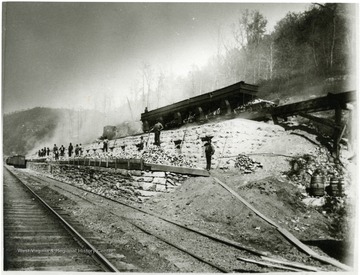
<box><xmin>68</xmin><ymin>143</ymin><xmax>73</xmax><ymax>157</ymax></box>
<box><xmin>103</xmin><ymin>139</ymin><xmax>108</xmax><ymax>152</ymax></box>
<box><xmin>53</xmin><ymin>144</ymin><xmax>59</xmax><ymax>160</ymax></box>
<box><xmin>60</xmin><ymin>145</ymin><xmax>65</xmax><ymax>157</ymax></box>
<box><xmin>204</xmin><ymin>139</ymin><xmax>215</xmax><ymax>171</ymax></box>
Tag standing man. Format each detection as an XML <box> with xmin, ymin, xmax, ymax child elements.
<box><xmin>204</xmin><ymin>139</ymin><xmax>215</xmax><ymax>171</ymax></box>
<box><xmin>151</xmin><ymin>121</ymin><xmax>164</xmax><ymax>146</ymax></box>
<box><xmin>79</xmin><ymin>144</ymin><xmax>83</xmax><ymax>156</ymax></box>
<box><xmin>103</xmin><ymin>138</ymin><xmax>108</xmax><ymax>152</ymax></box>
<box><xmin>68</xmin><ymin>143</ymin><xmax>73</xmax><ymax>157</ymax></box>
<box><xmin>60</xmin><ymin>145</ymin><xmax>65</xmax><ymax>157</ymax></box>
<box><xmin>53</xmin><ymin>144</ymin><xmax>58</xmax><ymax>160</ymax></box>
<box><xmin>75</xmin><ymin>144</ymin><xmax>79</xmax><ymax>156</ymax></box>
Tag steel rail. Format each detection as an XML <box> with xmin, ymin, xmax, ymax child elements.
<box><xmin>6</xmin><ymin>167</ymin><xmax>119</xmax><ymax>273</ymax></box>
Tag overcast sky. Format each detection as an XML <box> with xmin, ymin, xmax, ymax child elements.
<box><xmin>2</xmin><ymin>2</ymin><xmax>312</xmax><ymax>114</ymax></box>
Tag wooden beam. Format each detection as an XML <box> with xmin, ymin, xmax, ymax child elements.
<box><xmin>261</xmin><ymin>256</ymin><xmax>319</xmax><ymax>272</ymax></box>
<box><xmin>147</xmin><ymin>163</ymin><xmax>210</xmax><ymax>176</ymax></box>
<box><xmin>271</xmin><ymin>91</ymin><xmax>356</xmax><ymax>117</ymax></box>
<box><xmin>298</xmin><ymin>112</ymin><xmax>339</xmax><ymax>129</ymax></box>
<box><xmin>237</xmin><ymin>257</ymin><xmax>303</xmax><ymax>272</ymax></box>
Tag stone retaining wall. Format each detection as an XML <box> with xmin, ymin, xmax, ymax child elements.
<box><xmin>28</xmin><ymin>118</ymin><xmax>285</xmax><ymax>170</ymax></box>
<box><xmin>80</xmin><ymin>118</ymin><xmax>285</xmax><ymax>169</ymax></box>
<box><xmin>27</xmin><ymin>162</ymin><xmax>189</xmax><ymax>202</ymax></box>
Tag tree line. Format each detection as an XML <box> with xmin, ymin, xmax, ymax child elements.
<box><xmin>125</xmin><ymin>3</ymin><xmax>355</xmax><ymax>116</ymax></box>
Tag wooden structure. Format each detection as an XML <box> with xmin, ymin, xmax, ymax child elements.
<box><xmin>270</xmin><ymin>90</ymin><xmax>356</xmax><ymax>158</ymax></box>
<box><xmin>141</xmin><ymin>81</ymin><xmax>258</xmax><ymax>131</ymax></box>
<box><xmin>28</xmin><ymin>158</ymin><xmax>210</xmax><ymax>177</ymax></box>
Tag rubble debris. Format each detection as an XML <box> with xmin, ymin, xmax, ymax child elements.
<box><xmin>234</xmin><ymin>154</ymin><xmax>263</xmax><ymax>174</ymax></box>
<box><xmin>141</xmin><ymin>146</ymin><xmax>195</xmax><ymax>168</ymax></box>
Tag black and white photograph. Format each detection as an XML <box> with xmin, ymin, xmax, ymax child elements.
<box><xmin>2</xmin><ymin>1</ymin><xmax>358</xmax><ymax>273</ymax></box>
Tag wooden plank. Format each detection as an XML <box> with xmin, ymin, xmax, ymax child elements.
<box><xmin>146</xmin><ymin>163</ymin><xmax>210</xmax><ymax>177</ymax></box>
<box><xmin>277</xmin><ymin>227</ymin><xmax>352</xmax><ymax>271</ymax></box>
<box><xmin>129</xmin><ymin>159</ymin><xmax>142</xmax><ymax>163</ymax></box>
<box><xmin>213</xmin><ymin>177</ymin><xmax>278</xmax><ymax>227</ymax></box>
<box><xmin>261</xmin><ymin>256</ymin><xmax>319</xmax><ymax>272</ymax></box>
<box><xmin>237</xmin><ymin>257</ymin><xmax>303</xmax><ymax>272</ymax></box>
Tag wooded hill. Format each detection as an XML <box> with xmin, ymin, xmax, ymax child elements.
<box><xmin>3</xmin><ymin>107</ymin><xmax>106</xmax><ymax>156</ymax></box>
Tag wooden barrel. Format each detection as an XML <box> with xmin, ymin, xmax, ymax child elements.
<box><xmin>330</xmin><ymin>177</ymin><xmax>339</xmax><ymax>196</ymax></box>
<box><xmin>310</xmin><ymin>175</ymin><xmax>325</xmax><ymax>196</ymax></box>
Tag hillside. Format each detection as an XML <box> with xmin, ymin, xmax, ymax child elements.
<box><xmin>3</xmin><ymin>108</ymin><xmax>60</xmax><ymax>155</ymax></box>
<box><xmin>2</xmin><ymin>107</ymin><xmax>109</xmax><ymax>156</ymax></box>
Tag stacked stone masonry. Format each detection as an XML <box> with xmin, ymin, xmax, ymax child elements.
<box><xmin>27</xmin><ymin>162</ymin><xmax>189</xmax><ymax>202</ymax></box>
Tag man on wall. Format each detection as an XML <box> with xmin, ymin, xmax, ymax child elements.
<box><xmin>150</xmin><ymin>121</ymin><xmax>164</xmax><ymax>146</ymax></box>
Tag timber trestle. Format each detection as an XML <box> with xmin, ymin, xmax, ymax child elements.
<box><xmin>270</xmin><ymin>90</ymin><xmax>356</xmax><ymax>158</ymax></box>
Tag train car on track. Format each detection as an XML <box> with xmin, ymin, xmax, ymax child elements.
<box><xmin>140</xmin><ymin>81</ymin><xmax>258</xmax><ymax>131</ymax></box>
<box><xmin>6</xmin><ymin>155</ymin><xmax>27</xmax><ymax>168</ymax></box>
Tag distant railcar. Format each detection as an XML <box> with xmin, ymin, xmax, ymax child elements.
<box><xmin>140</xmin><ymin>81</ymin><xmax>258</xmax><ymax>131</ymax></box>
<box><xmin>6</xmin><ymin>155</ymin><xmax>27</xmax><ymax>168</ymax></box>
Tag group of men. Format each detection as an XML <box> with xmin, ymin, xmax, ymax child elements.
<box><xmin>37</xmin><ymin>143</ymin><xmax>83</xmax><ymax>159</ymax></box>
<box><xmin>36</xmin><ymin>121</ymin><xmax>215</xmax><ymax>170</ymax></box>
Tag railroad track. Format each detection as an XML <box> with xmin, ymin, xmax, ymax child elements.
<box><xmin>3</xmin><ymin>167</ymin><xmax>119</xmax><ymax>272</ymax></box>
<box><xmin>8</xmin><ymin>167</ymin><xmax>332</xmax><ymax>273</ymax></box>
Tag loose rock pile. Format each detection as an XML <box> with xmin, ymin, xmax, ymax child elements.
<box><xmin>234</xmin><ymin>154</ymin><xmax>263</xmax><ymax>174</ymax></box>
<box><xmin>141</xmin><ymin>146</ymin><xmax>195</xmax><ymax>167</ymax></box>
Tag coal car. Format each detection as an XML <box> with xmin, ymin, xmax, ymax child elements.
<box><xmin>141</xmin><ymin>81</ymin><xmax>258</xmax><ymax>131</ymax></box>
<box><xmin>6</xmin><ymin>155</ymin><xmax>27</xmax><ymax>168</ymax></box>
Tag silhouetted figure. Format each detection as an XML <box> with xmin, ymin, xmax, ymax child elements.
<box><xmin>103</xmin><ymin>139</ymin><xmax>108</xmax><ymax>152</ymax></box>
<box><xmin>53</xmin><ymin>144</ymin><xmax>59</xmax><ymax>160</ymax></box>
<box><xmin>59</xmin><ymin>145</ymin><xmax>65</xmax><ymax>157</ymax></box>
<box><xmin>46</xmin><ymin>147</ymin><xmax>50</xmax><ymax>156</ymax></box>
<box><xmin>68</xmin><ymin>143</ymin><xmax>73</xmax><ymax>157</ymax></box>
<box><xmin>75</xmin><ymin>144</ymin><xmax>79</xmax><ymax>156</ymax></box>
<box><xmin>204</xmin><ymin>139</ymin><xmax>215</xmax><ymax>171</ymax></box>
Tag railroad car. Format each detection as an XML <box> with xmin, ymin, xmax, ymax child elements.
<box><xmin>140</xmin><ymin>81</ymin><xmax>258</xmax><ymax>131</ymax></box>
<box><xmin>6</xmin><ymin>155</ymin><xmax>27</xmax><ymax>168</ymax></box>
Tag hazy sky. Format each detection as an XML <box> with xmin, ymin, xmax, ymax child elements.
<box><xmin>2</xmin><ymin>2</ymin><xmax>311</xmax><ymax>114</ymax></box>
